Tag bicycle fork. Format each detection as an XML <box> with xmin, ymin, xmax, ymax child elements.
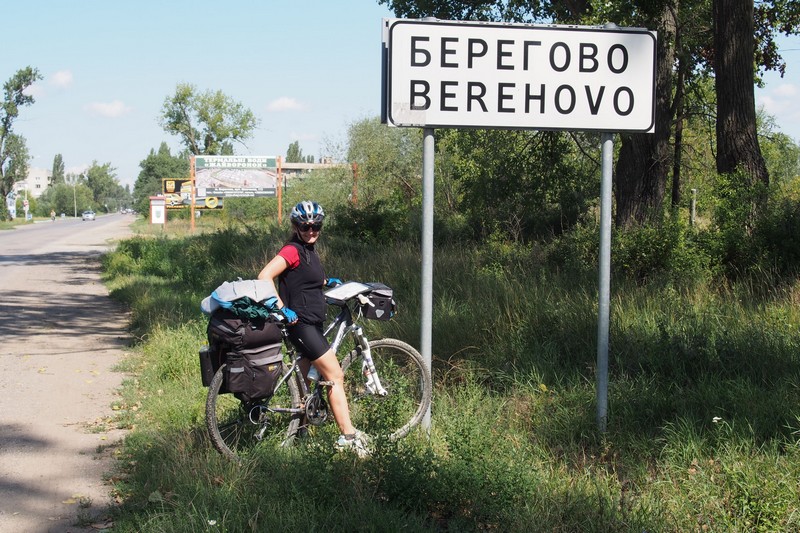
<box><xmin>355</xmin><ymin>328</ymin><xmax>388</xmax><ymax>396</ymax></box>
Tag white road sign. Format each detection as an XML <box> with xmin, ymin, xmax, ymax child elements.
<box><xmin>383</xmin><ymin>19</ymin><xmax>656</xmax><ymax>132</ymax></box>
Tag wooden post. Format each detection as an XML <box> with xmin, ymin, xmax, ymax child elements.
<box><xmin>351</xmin><ymin>162</ymin><xmax>359</xmax><ymax>206</ymax></box>
<box><xmin>277</xmin><ymin>156</ymin><xmax>283</xmax><ymax>224</ymax></box>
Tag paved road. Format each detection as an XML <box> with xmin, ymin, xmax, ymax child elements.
<box><xmin>0</xmin><ymin>214</ymin><xmax>135</xmax><ymax>532</ymax></box>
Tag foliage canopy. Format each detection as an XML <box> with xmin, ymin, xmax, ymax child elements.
<box><xmin>159</xmin><ymin>83</ymin><xmax>259</xmax><ymax>156</ymax></box>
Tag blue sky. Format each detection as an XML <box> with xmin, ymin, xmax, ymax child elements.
<box><xmin>2</xmin><ymin>1</ymin><xmax>798</xmax><ymax>189</ymax></box>
<box><xmin>4</xmin><ymin>0</ymin><xmax>395</xmax><ymax>188</ymax></box>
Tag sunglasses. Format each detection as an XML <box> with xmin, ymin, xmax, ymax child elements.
<box><xmin>297</xmin><ymin>223</ymin><xmax>323</xmax><ymax>232</ymax></box>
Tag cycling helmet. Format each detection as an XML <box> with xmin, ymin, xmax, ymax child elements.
<box><xmin>290</xmin><ymin>200</ymin><xmax>325</xmax><ymax>225</ymax></box>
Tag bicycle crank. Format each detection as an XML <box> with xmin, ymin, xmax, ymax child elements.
<box><xmin>305</xmin><ymin>394</ymin><xmax>329</xmax><ymax>425</ymax></box>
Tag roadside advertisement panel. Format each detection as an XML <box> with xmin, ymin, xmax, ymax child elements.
<box><xmin>194</xmin><ymin>156</ymin><xmax>278</xmax><ymax>198</ymax></box>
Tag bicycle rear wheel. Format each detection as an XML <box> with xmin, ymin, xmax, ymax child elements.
<box><xmin>341</xmin><ymin>338</ymin><xmax>431</xmax><ymax>441</ymax></box>
<box><xmin>206</xmin><ymin>362</ymin><xmax>302</xmax><ymax>461</ymax></box>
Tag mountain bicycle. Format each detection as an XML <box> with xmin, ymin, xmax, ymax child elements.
<box><xmin>205</xmin><ymin>281</ymin><xmax>432</xmax><ymax>462</ymax></box>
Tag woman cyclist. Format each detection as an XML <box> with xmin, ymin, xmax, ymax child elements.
<box><xmin>257</xmin><ymin>201</ymin><xmax>369</xmax><ymax>457</ymax></box>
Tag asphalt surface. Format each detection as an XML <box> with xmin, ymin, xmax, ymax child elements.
<box><xmin>0</xmin><ymin>213</ymin><xmax>135</xmax><ymax>532</ymax></box>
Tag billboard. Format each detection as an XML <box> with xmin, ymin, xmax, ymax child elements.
<box><xmin>194</xmin><ymin>156</ymin><xmax>278</xmax><ymax>198</ymax></box>
<box><xmin>162</xmin><ymin>178</ymin><xmax>223</xmax><ymax>209</ymax></box>
<box><xmin>383</xmin><ymin>19</ymin><xmax>657</xmax><ymax>132</ymax></box>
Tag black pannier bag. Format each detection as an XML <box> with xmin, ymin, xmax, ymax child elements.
<box><xmin>204</xmin><ymin>308</ymin><xmax>284</xmax><ymax>401</ymax></box>
<box><xmin>224</xmin><ymin>343</ymin><xmax>283</xmax><ymax>403</ymax></box>
<box><xmin>361</xmin><ymin>282</ymin><xmax>396</xmax><ymax>321</ymax></box>
<box><xmin>207</xmin><ymin>308</ymin><xmax>282</xmax><ymax>350</ymax></box>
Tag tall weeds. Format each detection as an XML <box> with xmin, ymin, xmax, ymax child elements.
<box><xmin>101</xmin><ymin>224</ymin><xmax>800</xmax><ymax>532</ymax></box>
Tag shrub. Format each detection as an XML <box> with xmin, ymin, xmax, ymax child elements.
<box><xmin>330</xmin><ymin>199</ymin><xmax>413</xmax><ymax>243</ymax></box>
<box><xmin>612</xmin><ymin>217</ymin><xmax>711</xmax><ymax>286</ymax></box>
<box><xmin>754</xmin><ymin>196</ymin><xmax>800</xmax><ymax>278</ymax></box>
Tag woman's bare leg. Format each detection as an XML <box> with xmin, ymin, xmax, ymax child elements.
<box><xmin>310</xmin><ymin>349</ymin><xmax>355</xmax><ymax>435</ymax></box>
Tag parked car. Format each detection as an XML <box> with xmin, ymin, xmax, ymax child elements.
<box><xmin>165</xmin><ymin>193</ymin><xmax>183</xmax><ymax>206</ymax></box>
<box><xmin>82</xmin><ymin>210</ymin><xmax>96</xmax><ymax>221</ymax></box>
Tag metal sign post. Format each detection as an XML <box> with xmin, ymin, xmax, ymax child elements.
<box><xmin>596</xmin><ymin>132</ymin><xmax>614</xmax><ymax>432</ymax></box>
<box><xmin>420</xmin><ymin>128</ymin><xmax>435</xmax><ymax>428</ymax></box>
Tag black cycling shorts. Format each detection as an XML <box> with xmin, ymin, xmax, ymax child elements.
<box><xmin>286</xmin><ymin>321</ymin><xmax>330</xmax><ymax>361</ymax></box>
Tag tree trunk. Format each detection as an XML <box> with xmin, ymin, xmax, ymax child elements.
<box><xmin>713</xmin><ymin>0</ymin><xmax>769</xmax><ymax>192</ymax></box>
<box><xmin>615</xmin><ymin>6</ymin><xmax>676</xmax><ymax>228</ymax></box>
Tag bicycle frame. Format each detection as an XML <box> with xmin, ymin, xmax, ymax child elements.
<box><xmin>324</xmin><ymin>300</ymin><xmax>388</xmax><ymax>396</ymax></box>
<box><xmin>261</xmin><ymin>297</ymin><xmax>390</xmax><ymax>427</ymax></box>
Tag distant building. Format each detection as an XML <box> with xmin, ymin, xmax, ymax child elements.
<box><xmin>280</xmin><ymin>159</ymin><xmax>348</xmax><ymax>178</ymax></box>
<box><xmin>14</xmin><ymin>167</ymin><xmax>50</xmax><ymax>199</ymax></box>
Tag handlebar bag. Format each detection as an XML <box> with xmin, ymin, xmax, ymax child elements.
<box><xmin>362</xmin><ymin>282</ymin><xmax>396</xmax><ymax>321</ymax></box>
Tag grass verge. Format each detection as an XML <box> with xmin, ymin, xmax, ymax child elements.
<box><xmin>100</xmin><ymin>224</ymin><xmax>800</xmax><ymax>532</ymax></box>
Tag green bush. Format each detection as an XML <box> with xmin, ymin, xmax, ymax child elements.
<box><xmin>754</xmin><ymin>196</ymin><xmax>800</xmax><ymax>277</ymax></box>
<box><xmin>612</xmin><ymin>217</ymin><xmax>711</xmax><ymax>287</ymax></box>
<box><xmin>545</xmin><ymin>217</ymin><xmax>600</xmax><ymax>278</ymax></box>
<box><xmin>330</xmin><ymin>199</ymin><xmax>414</xmax><ymax>243</ymax></box>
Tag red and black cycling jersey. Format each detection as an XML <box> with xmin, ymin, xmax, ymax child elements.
<box><xmin>277</xmin><ymin>236</ymin><xmax>327</xmax><ymax>324</ymax></box>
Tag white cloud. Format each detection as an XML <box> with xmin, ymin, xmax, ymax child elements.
<box><xmin>50</xmin><ymin>70</ymin><xmax>73</xmax><ymax>88</ymax></box>
<box><xmin>266</xmin><ymin>97</ymin><xmax>308</xmax><ymax>112</ymax></box>
<box><xmin>773</xmin><ymin>83</ymin><xmax>798</xmax><ymax>98</ymax></box>
<box><xmin>84</xmin><ymin>100</ymin><xmax>132</xmax><ymax>118</ymax></box>
<box><xmin>23</xmin><ymin>83</ymin><xmax>46</xmax><ymax>99</ymax></box>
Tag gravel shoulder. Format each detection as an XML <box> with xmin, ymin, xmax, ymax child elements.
<box><xmin>0</xmin><ymin>214</ymin><xmax>135</xmax><ymax>532</ymax></box>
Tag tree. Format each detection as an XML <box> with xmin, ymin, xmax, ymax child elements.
<box><xmin>2</xmin><ymin>132</ymin><xmax>29</xmax><ymax>199</ymax></box>
<box><xmin>0</xmin><ymin>66</ymin><xmax>42</xmax><ymax>220</ymax></box>
<box><xmin>437</xmin><ymin>128</ymin><xmax>597</xmax><ymax>239</ymax></box>
<box><xmin>132</xmin><ymin>142</ymin><xmax>190</xmax><ymax>214</ymax></box>
<box><xmin>378</xmin><ymin>0</ymin><xmax>509</xmax><ymax>20</ymax></box>
<box><xmin>84</xmin><ymin>162</ymin><xmax>127</xmax><ymax>213</ymax></box>
<box><xmin>758</xmin><ymin>112</ymin><xmax>800</xmax><ymax>186</ymax></box>
<box><xmin>159</xmin><ymin>83</ymin><xmax>259</xmax><ymax>155</ymax></box>
<box><xmin>286</xmin><ymin>141</ymin><xmax>314</xmax><ymax>163</ymax></box>
<box><xmin>346</xmin><ymin>117</ymin><xmax>422</xmax><ymax>207</ymax></box>
<box><xmin>713</xmin><ymin>0</ymin><xmax>769</xmax><ymax>230</ymax></box>
<box><xmin>36</xmin><ymin>178</ymin><xmax>94</xmax><ymax>217</ymax></box>
<box><xmin>50</xmin><ymin>154</ymin><xmax>65</xmax><ymax>186</ymax></box>
<box><xmin>614</xmin><ymin>2</ymin><xmax>678</xmax><ymax>227</ymax></box>
<box><xmin>754</xmin><ymin>0</ymin><xmax>800</xmax><ymax>78</ymax></box>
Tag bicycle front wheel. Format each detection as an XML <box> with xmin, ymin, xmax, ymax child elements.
<box><xmin>341</xmin><ymin>338</ymin><xmax>432</xmax><ymax>441</ymax></box>
<box><xmin>206</xmin><ymin>362</ymin><xmax>302</xmax><ymax>461</ymax></box>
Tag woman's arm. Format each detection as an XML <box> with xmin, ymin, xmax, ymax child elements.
<box><xmin>257</xmin><ymin>255</ymin><xmax>289</xmax><ymax>308</ymax></box>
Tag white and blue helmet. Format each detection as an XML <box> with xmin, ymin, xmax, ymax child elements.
<box><xmin>290</xmin><ymin>200</ymin><xmax>325</xmax><ymax>225</ymax></box>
